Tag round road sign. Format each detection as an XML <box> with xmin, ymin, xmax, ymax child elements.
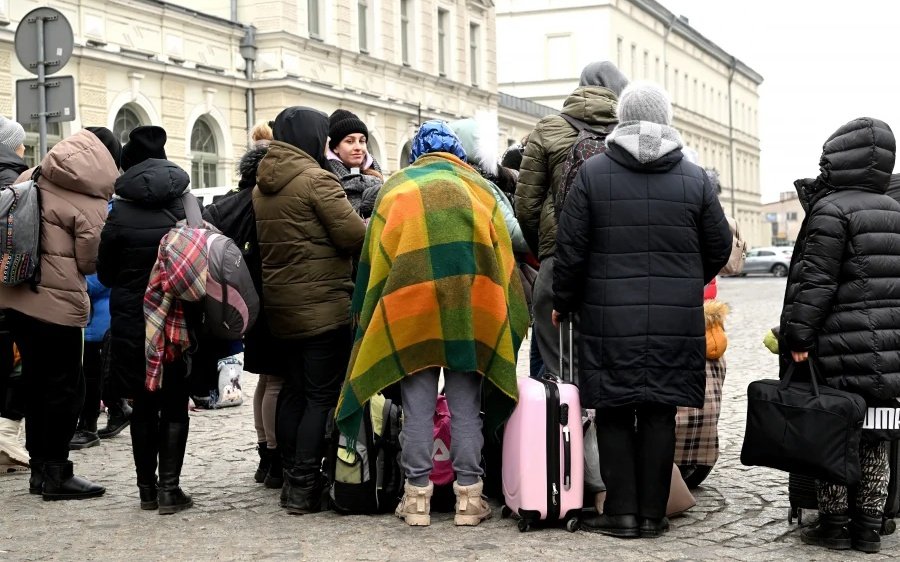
<box><xmin>14</xmin><ymin>7</ymin><xmax>74</xmax><ymax>76</ymax></box>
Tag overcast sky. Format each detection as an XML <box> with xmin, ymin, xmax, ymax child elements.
<box><xmin>661</xmin><ymin>0</ymin><xmax>900</xmax><ymax>202</ymax></box>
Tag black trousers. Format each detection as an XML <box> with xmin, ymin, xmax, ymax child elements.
<box><xmin>595</xmin><ymin>402</ymin><xmax>677</xmax><ymax>519</ymax></box>
<box><xmin>7</xmin><ymin>310</ymin><xmax>84</xmax><ymax>461</ymax></box>
<box><xmin>276</xmin><ymin>326</ymin><xmax>351</xmax><ymax>470</ymax></box>
<box><xmin>131</xmin><ymin>359</ymin><xmax>190</xmax><ymax>424</ymax></box>
<box><xmin>78</xmin><ymin>340</ymin><xmax>104</xmax><ymax>426</ymax></box>
<box><xmin>0</xmin><ymin>325</ymin><xmax>25</xmax><ymax>421</ymax></box>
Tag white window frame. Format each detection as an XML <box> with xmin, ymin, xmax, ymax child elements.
<box><xmin>435</xmin><ymin>5</ymin><xmax>453</xmax><ymax>79</ymax></box>
<box><xmin>399</xmin><ymin>0</ymin><xmax>416</xmax><ymax>67</ymax></box>
<box><xmin>468</xmin><ymin>19</ymin><xmax>483</xmax><ymax>87</ymax></box>
<box><xmin>308</xmin><ymin>0</ymin><xmax>323</xmax><ymax>40</ymax></box>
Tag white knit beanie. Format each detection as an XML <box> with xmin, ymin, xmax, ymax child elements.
<box><xmin>0</xmin><ymin>116</ymin><xmax>26</xmax><ymax>152</ymax></box>
<box><xmin>617</xmin><ymin>81</ymin><xmax>673</xmax><ymax>125</ymax></box>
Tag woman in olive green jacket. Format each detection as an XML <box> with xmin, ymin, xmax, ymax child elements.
<box><xmin>253</xmin><ymin>106</ymin><xmax>366</xmax><ymax>514</ymax></box>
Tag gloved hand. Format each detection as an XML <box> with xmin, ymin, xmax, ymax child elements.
<box><xmin>763</xmin><ymin>329</ymin><xmax>779</xmax><ymax>354</ymax></box>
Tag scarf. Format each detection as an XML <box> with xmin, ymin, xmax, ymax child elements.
<box><xmin>143</xmin><ymin>226</ymin><xmax>209</xmax><ymax>391</ymax></box>
<box><xmin>606</xmin><ymin>120</ymin><xmax>684</xmax><ymax>164</ymax></box>
<box><xmin>334</xmin><ymin>152</ymin><xmax>530</xmax><ymax>444</ymax></box>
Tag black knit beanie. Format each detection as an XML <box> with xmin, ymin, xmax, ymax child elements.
<box><xmin>121</xmin><ymin>125</ymin><xmax>167</xmax><ymax>171</ymax></box>
<box><xmin>328</xmin><ymin>109</ymin><xmax>369</xmax><ymax>151</ymax></box>
<box><xmin>85</xmin><ymin>126</ymin><xmax>123</xmax><ymax>169</ymax></box>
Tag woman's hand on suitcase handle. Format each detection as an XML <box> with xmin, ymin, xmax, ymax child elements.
<box><xmin>552</xmin><ymin>310</ymin><xmax>562</xmax><ymax>328</ymax></box>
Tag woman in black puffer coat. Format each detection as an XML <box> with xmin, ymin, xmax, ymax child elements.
<box><xmin>97</xmin><ymin>126</ymin><xmax>199</xmax><ymax>515</ymax></box>
<box><xmin>781</xmin><ymin>117</ymin><xmax>900</xmax><ymax>554</ymax></box>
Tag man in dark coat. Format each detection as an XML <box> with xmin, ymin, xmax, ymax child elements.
<box><xmin>553</xmin><ymin>82</ymin><xmax>731</xmax><ymax>538</ymax></box>
<box><xmin>97</xmin><ymin>125</ymin><xmax>199</xmax><ymax>514</ymax></box>
<box><xmin>782</xmin><ymin>118</ymin><xmax>900</xmax><ymax>554</ymax></box>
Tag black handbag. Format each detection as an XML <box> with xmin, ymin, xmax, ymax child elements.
<box><xmin>740</xmin><ymin>361</ymin><xmax>866</xmax><ymax>486</ymax></box>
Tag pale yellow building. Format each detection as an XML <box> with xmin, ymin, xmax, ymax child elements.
<box><xmin>495</xmin><ymin>0</ymin><xmax>767</xmax><ymax>247</ymax></box>
<box><xmin>762</xmin><ymin>191</ymin><xmax>804</xmax><ymax>247</ymax></box>
<box><xmin>1</xmin><ymin>0</ymin><xmax>546</xmax><ymax>189</ymax></box>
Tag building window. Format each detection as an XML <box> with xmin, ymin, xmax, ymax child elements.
<box><xmin>469</xmin><ymin>23</ymin><xmax>480</xmax><ymax>86</ymax></box>
<box><xmin>308</xmin><ymin>0</ymin><xmax>321</xmax><ymax>39</ymax></box>
<box><xmin>113</xmin><ymin>104</ymin><xmax>144</xmax><ymax>146</ymax></box>
<box><xmin>190</xmin><ymin>118</ymin><xmax>219</xmax><ymax>189</ymax></box>
<box><xmin>673</xmin><ymin>69</ymin><xmax>679</xmax><ymax>102</ymax></box>
<box><xmin>630</xmin><ymin>44</ymin><xmax>636</xmax><ymax>80</ymax></box>
<box><xmin>655</xmin><ymin>57</ymin><xmax>661</xmax><ymax>82</ymax></box>
<box><xmin>643</xmin><ymin>50</ymin><xmax>649</xmax><ymax>79</ymax></box>
<box><xmin>23</xmin><ymin>121</ymin><xmax>62</xmax><ymax>168</ymax></box>
<box><xmin>437</xmin><ymin>8</ymin><xmax>449</xmax><ymax>77</ymax></box>
<box><xmin>358</xmin><ymin>0</ymin><xmax>369</xmax><ymax>53</ymax></box>
<box><xmin>616</xmin><ymin>37</ymin><xmax>623</xmax><ymax>68</ymax></box>
<box><xmin>400</xmin><ymin>0</ymin><xmax>411</xmax><ymax>65</ymax></box>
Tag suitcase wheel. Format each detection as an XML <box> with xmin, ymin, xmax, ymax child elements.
<box><xmin>517</xmin><ymin>519</ymin><xmax>531</xmax><ymax>533</ymax></box>
<box><xmin>565</xmin><ymin>518</ymin><xmax>580</xmax><ymax>533</ymax></box>
<box><xmin>788</xmin><ymin>507</ymin><xmax>801</xmax><ymax>525</ymax></box>
<box><xmin>501</xmin><ymin>506</ymin><xmax>512</xmax><ymax>519</ymax></box>
<box><xmin>881</xmin><ymin>518</ymin><xmax>896</xmax><ymax>536</ymax></box>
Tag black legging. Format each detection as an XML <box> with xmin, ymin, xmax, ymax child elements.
<box><xmin>595</xmin><ymin>402</ymin><xmax>677</xmax><ymax>520</ymax></box>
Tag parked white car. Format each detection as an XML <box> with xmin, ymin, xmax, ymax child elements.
<box><xmin>741</xmin><ymin>246</ymin><xmax>793</xmax><ymax>277</ymax></box>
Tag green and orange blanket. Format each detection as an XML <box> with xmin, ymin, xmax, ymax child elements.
<box><xmin>335</xmin><ymin>152</ymin><xmax>530</xmax><ymax>441</ymax></box>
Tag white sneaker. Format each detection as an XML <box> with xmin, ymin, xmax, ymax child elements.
<box><xmin>0</xmin><ymin>418</ymin><xmax>29</xmax><ymax>467</ymax></box>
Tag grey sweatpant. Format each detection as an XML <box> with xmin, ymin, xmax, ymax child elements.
<box><xmin>400</xmin><ymin>368</ymin><xmax>483</xmax><ymax>487</ymax></box>
<box><xmin>532</xmin><ymin>256</ymin><xmax>579</xmax><ymax>379</ymax></box>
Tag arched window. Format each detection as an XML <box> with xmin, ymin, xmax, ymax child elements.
<box><xmin>367</xmin><ymin>135</ymin><xmax>382</xmax><ymax>169</ymax></box>
<box><xmin>399</xmin><ymin>140</ymin><xmax>411</xmax><ymax>169</ymax></box>
<box><xmin>191</xmin><ymin>118</ymin><xmax>219</xmax><ymax>188</ymax></box>
<box><xmin>113</xmin><ymin>104</ymin><xmax>144</xmax><ymax>145</ymax></box>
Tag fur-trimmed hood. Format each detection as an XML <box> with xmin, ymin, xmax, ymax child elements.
<box><xmin>704</xmin><ymin>300</ymin><xmax>729</xmax><ymax>328</ymax></box>
<box><xmin>237</xmin><ymin>142</ymin><xmax>269</xmax><ymax>190</ymax></box>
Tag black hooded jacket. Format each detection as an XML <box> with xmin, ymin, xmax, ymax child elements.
<box><xmin>781</xmin><ymin>118</ymin><xmax>900</xmax><ymax>401</ymax></box>
<box><xmin>272</xmin><ymin>106</ymin><xmax>330</xmax><ymax>170</ymax></box>
<box><xmin>553</xmin><ymin>141</ymin><xmax>731</xmax><ymax>410</ymax></box>
<box><xmin>0</xmin><ymin>145</ymin><xmax>27</xmax><ymax>187</ymax></box>
<box><xmin>97</xmin><ymin>158</ymin><xmax>194</xmax><ymax>396</ymax></box>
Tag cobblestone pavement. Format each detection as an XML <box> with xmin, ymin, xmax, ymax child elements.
<box><xmin>2</xmin><ymin>276</ymin><xmax>898</xmax><ymax>560</ymax></box>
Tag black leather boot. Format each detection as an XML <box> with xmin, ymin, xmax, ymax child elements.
<box><xmin>281</xmin><ymin>463</ymin><xmax>324</xmax><ymax>515</ymax></box>
<box><xmin>42</xmin><ymin>460</ymin><xmax>105</xmax><ymax>501</ymax></box>
<box><xmin>98</xmin><ymin>399</ymin><xmax>132</xmax><ymax>439</ymax></box>
<box><xmin>157</xmin><ymin>421</ymin><xmax>193</xmax><ymax>515</ymax></box>
<box><xmin>254</xmin><ymin>443</ymin><xmax>270</xmax><ymax>484</ymax></box>
<box><xmin>801</xmin><ymin>512</ymin><xmax>851</xmax><ymax>550</ymax></box>
<box><xmin>264</xmin><ymin>448</ymin><xmax>284</xmax><ymax>489</ymax></box>
<box><xmin>638</xmin><ymin>517</ymin><xmax>670</xmax><ymax>538</ymax></box>
<box><xmin>581</xmin><ymin>514</ymin><xmax>640</xmax><ymax>538</ymax></box>
<box><xmin>29</xmin><ymin>458</ymin><xmax>43</xmax><ymax>495</ymax></box>
<box><xmin>850</xmin><ymin>513</ymin><xmax>883</xmax><ymax>553</ymax></box>
<box><xmin>130</xmin><ymin>418</ymin><xmax>159</xmax><ymax>510</ymax></box>
<box><xmin>69</xmin><ymin>416</ymin><xmax>100</xmax><ymax>450</ymax></box>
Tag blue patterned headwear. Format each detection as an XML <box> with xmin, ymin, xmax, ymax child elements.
<box><xmin>409</xmin><ymin>120</ymin><xmax>468</xmax><ymax>164</ymax></box>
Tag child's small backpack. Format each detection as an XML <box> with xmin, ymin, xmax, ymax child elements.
<box><xmin>174</xmin><ymin>194</ymin><xmax>260</xmax><ymax>340</ymax></box>
<box><xmin>0</xmin><ymin>168</ymin><xmax>42</xmax><ymax>288</ymax></box>
<box><xmin>555</xmin><ymin>116</ymin><xmax>611</xmax><ymax>218</ymax></box>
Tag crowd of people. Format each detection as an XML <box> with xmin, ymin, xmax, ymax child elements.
<box><xmin>0</xmin><ymin>58</ymin><xmax>898</xmax><ymax>554</ymax></box>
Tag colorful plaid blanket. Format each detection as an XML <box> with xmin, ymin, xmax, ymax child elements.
<box><xmin>335</xmin><ymin>152</ymin><xmax>530</xmax><ymax>440</ymax></box>
<box><xmin>674</xmin><ymin>358</ymin><xmax>726</xmax><ymax>466</ymax></box>
<box><xmin>144</xmin><ymin>226</ymin><xmax>209</xmax><ymax>391</ymax></box>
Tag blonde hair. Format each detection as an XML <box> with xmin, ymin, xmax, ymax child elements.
<box><xmin>249</xmin><ymin>121</ymin><xmax>273</xmax><ymax>144</ymax></box>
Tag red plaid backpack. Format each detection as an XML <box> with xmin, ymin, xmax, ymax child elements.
<box><xmin>555</xmin><ymin>115</ymin><xmax>612</xmax><ymax>218</ymax></box>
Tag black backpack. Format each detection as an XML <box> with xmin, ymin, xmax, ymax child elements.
<box><xmin>555</xmin><ymin>115</ymin><xmax>611</xmax><ymax>218</ymax></box>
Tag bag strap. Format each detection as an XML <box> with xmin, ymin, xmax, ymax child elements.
<box><xmin>780</xmin><ymin>360</ymin><xmax>822</xmax><ymax>397</ymax></box>
<box><xmin>560</xmin><ymin>114</ymin><xmax>611</xmax><ymax>135</ymax></box>
<box><xmin>181</xmin><ymin>193</ymin><xmax>203</xmax><ymax>228</ymax></box>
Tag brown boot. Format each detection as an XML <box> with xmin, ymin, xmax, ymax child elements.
<box><xmin>453</xmin><ymin>479</ymin><xmax>492</xmax><ymax>526</ymax></box>
<box><xmin>395</xmin><ymin>481</ymin><xmax>433</xmax><ymax>526</ymax></box>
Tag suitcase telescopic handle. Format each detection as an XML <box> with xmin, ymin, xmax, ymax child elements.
<box><xmin>558</xmin><ymin>317</ymin><xmax>575</xmax><ymax>383</ymax></box>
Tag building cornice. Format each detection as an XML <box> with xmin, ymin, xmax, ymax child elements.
<box><xmin>130</xmin><ymin>0</ymin><xmax>247</xmax><ymax>30</ymax></box>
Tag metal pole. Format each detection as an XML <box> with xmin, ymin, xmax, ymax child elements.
<box><xmin>727</xmin><ymin>57</ymin><xmax>737</xmax><ymax>219</ymax></box>
<box><xmin>245</xmin><ymin>58</ymin><xmax>255</xmax><ymax>147</ymax></box>
<box><xmin>36</xmin><ymin>16</ymin><xmax>48</xmax><ymax>159</ymax></box>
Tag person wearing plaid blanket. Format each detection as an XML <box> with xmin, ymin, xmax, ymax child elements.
<box><xmin>553</xmin><ymin>82</ymin><xmax>731</xmax><ymax>538</ymax></box>
<box><xmin>98</xmin><ymin>126</ymin><xmax>200</xmax><ymax>514</ymax></box>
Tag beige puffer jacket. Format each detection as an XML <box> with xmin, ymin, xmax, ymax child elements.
<box><xmin>0</xmin><ymin>130</ymin><xmax>118</xmax><ymax>327</ymax></box>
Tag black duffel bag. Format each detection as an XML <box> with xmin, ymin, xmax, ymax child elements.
<box><xmin>740</xmin><ymin>361</ymin><xmax>866</xmax><ymax>486</ymax></box>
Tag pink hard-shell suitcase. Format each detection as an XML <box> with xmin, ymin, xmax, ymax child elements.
<box><xmin>502</xmin><ymin>319</ymin><xmax>584</xmax><ymax>532</ymax></box>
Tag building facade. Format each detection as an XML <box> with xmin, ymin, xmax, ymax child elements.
<box><xmin>1</xmin><ymin>0</ymin><xmax>546</xmax><ymax>189</ymax></box>
<box><xmin>762</xmin><ymin>191</ymin><xmax>804</xmax><ymax>247</ymax></box>
<box><xmin>495</xmin><ymin>0</ymin><xmax>767</xmax><ymax>247</ymax></box>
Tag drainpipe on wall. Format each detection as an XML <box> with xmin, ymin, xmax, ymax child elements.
<box><xmin>240</xmin><ymin>26</ymin><xmax>257</xmax><ymax>148</ymax></box>
<box><xmin>661</xmin><ymin>14</ymin><xmax>677</xmax><ymax>89</ymax></box>
<box><xmin>231</xmin><ymin>0</ymin><xmax>237</xmax><ymax>22</ymax></box>
<box><xmin>727</xmin><ymin>56</ymin><xmax>737</xmax><ymax>219</ymax></box>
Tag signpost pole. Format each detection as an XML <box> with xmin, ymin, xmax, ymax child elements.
<box><xmin>36</xmin><ymin>16</ymin><xmax>47</xmax><ymax>160</ymax></box>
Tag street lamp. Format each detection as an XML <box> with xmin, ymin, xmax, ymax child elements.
<box><xmin>240</xmin><ymin>26</ymin><xmax>257</xmax><ymax>146</ymax></box>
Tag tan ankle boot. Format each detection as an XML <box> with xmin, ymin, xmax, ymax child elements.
<box><xmin>0</xmin><ymin>418</ymin><xmax>28</xmax><ymax>467</ymax></box>
<box><xmin>395</xmin><ymin>481</ymin><xmax>433</xmax><ymax>526</ymax></box>
<box><xmin>453</xmin><ymin>479</ymin><xmax>492</xmax><ymax>526</ymax></box>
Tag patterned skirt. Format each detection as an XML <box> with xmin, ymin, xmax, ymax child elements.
<box><xmin>674</xmin><ymin>358</ymin><xmax>726</xmax><ymax>467</ymax></box>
